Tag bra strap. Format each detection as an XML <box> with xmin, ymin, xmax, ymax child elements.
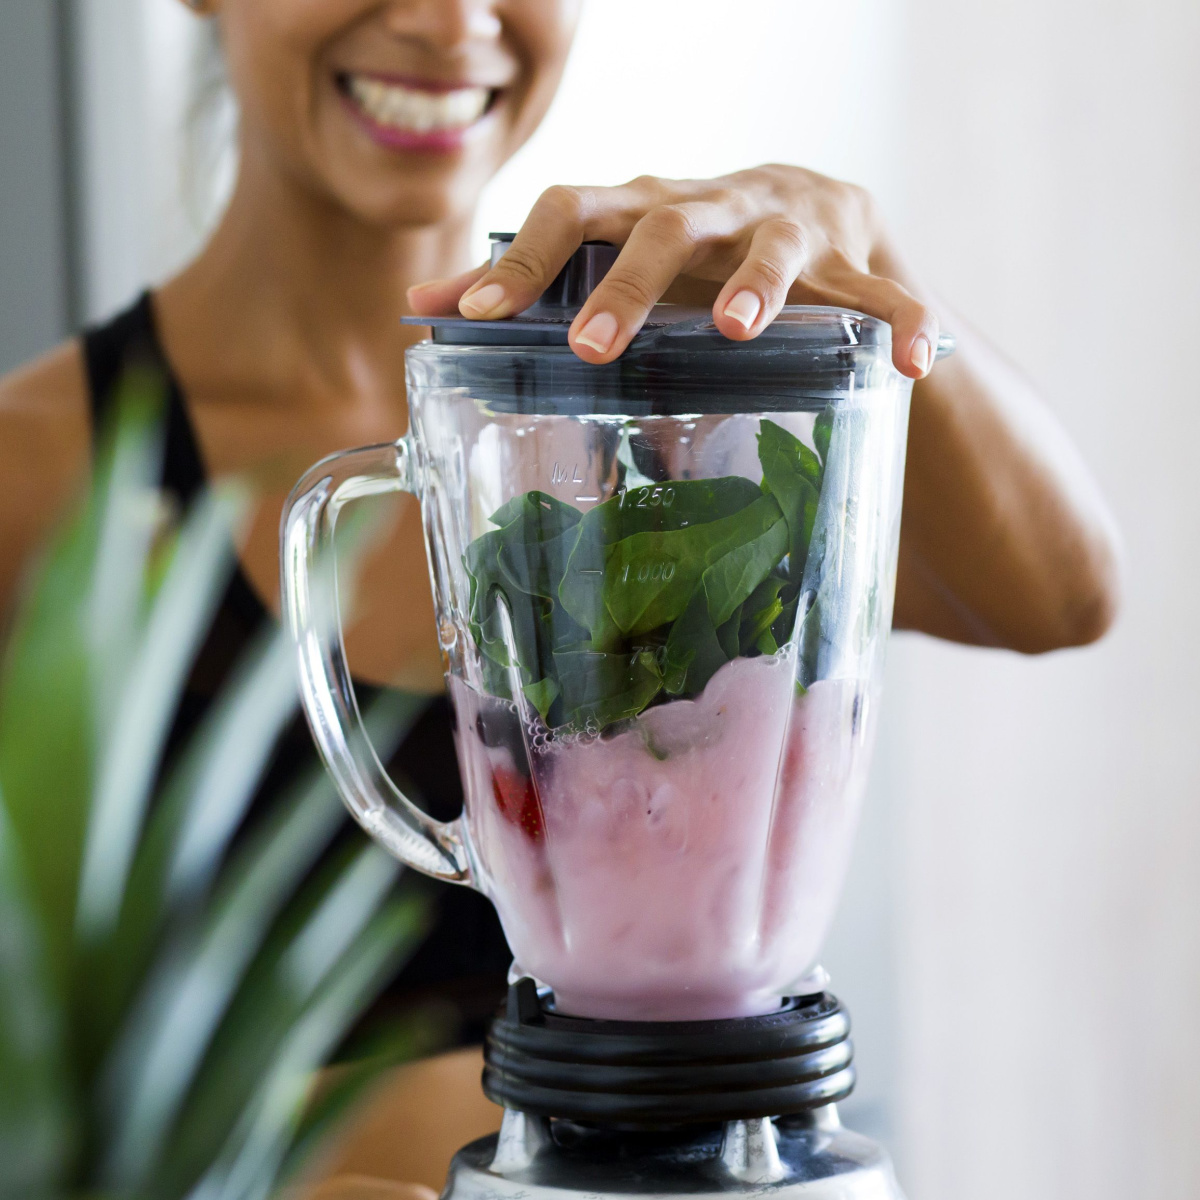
<box><xmin>80</xmin><ymin>291</ymin><xmax>206</xmax><ymax>505</ymax></box>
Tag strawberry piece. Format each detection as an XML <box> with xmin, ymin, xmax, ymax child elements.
<box><xmin>491</xmin><ymin>765</ymin><xmax>545</xmax><ymax>843</ymax></box>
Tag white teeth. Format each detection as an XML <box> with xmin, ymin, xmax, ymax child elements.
<box><xmin>347</xmin><ymin>75</ymin><xmax>490</xmax><ymax>133</ymax></box>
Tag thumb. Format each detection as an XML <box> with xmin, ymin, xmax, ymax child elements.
<box><xmin>407</xmin><ymin>264</ymin><xmax>490</xmax><ymax>317</ymax></box>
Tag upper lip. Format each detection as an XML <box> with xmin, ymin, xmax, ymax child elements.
<box><xmin>336</xmin><ymin>69</ymin><xmax>510</xmax><ymax>93</ymax></box>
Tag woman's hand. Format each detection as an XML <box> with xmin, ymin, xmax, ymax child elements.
<box><xmin>407</xmin><ymin>165</ymin><xmax>939</xmax><ymax>378</ymax></box>
<box><xmin>408</xmin><ymin>164</ymin><xmax>1121</xmax><ymax>652</ymax></box>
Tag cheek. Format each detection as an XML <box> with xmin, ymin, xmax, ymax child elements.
<box><xmin>503</xmin><ymin>0</ymin><xmax>580</xmax><ymax>138</ymax></box>
<box><xmin>219</xmin><ymin>0</ymin><xmax>370</xmax><ymax>153</ymax></box>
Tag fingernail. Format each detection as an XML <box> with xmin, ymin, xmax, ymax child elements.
<box><xmin>722</xmin><ymin>289</ymin><xmax>762</xmax><ymax>330</ymax></box>
<box><xmin>574</xmin><ymin>311</ymin><xmax>619</xmax><ymax>355</ymax></box>
<box><xmin>459</xmin><ymin>281</ymin><xmax>507</xmax><ymax>318</ymax></box>
<box><xmin>910</xmin><ymin>335</ymin><xmax>932</xmax><ymax>375</ymax></box>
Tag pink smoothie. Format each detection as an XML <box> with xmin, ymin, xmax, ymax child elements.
<box><xmin>450</xmin><ymin>654</ymin><xmax>875</xmax><ymax>1021</ymax></box>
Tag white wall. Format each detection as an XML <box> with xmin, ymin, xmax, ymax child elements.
<box><xmin>71</xmin><ymin>0</ymin><xmax>220</xmax><ymax>322</ymax></box>
<box><xmin>892</xmin><ymin>0</ymin><xmax>1200</xmax><ymax>1195</ymax></box>
<box><xmin>473</xmin><ymin>0</ymin><xmax>903</xmax><ymax>252</ymax></box>
<box><xmin>0</xmin><ymin>2</ymin><xmax>74</xmax><ymax>371</ymax></box>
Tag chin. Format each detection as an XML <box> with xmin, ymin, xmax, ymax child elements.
<box><xmin>336</xmin><ymin>170</ymin><xmax>491</xmax><ymax>230</ymax></box>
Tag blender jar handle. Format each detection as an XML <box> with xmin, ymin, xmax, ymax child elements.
<box><xmin>281</xmin><ymin>439</ymin><xmax>472</xmax><ymax>884</ymax></box>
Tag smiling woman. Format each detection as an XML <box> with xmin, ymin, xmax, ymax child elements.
<box><xmin>0</xmin><ymin>0</ymin><xmax>1120</xmax><ymax>1193</ymax></box>
<box><xmin>215</xmin><ymin>0</ymin><xmax>574</xmax><ymax>230</ymax></box>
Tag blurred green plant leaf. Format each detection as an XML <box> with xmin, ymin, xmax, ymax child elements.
<box><xmin>0</xmin><ymin>799</ymin><xmax>70</xmax><ymax>1196</ymax></box>
<box><xmin>77</xmin><ymin>484</ymin><xmax>246</xmax><ymax>945</ymax></box>
<box><xmin>0</xmin><ymin>374</ymin><xmax>434</xmax><ymax>1200</ymax></box>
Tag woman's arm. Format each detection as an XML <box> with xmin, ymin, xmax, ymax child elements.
<box><xmin>409</xmin><ymin>166</ymin><xmax>1121</xmax><ymax>653</ymax></box>
<box><xmin>0</xmin><ymin>343</ymin><xmax>92</xmax><ymax>622</ymax></box>
<box><xmin>888</xmin><ymin>286</ymin><xmax>1121</xmax><ymax>650</ymax></box>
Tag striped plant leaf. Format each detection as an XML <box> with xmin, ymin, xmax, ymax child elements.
<box><xmin>0</xmin><ymin>380</ymin><xmax>438</xmax><ymax>1199</ymax></box>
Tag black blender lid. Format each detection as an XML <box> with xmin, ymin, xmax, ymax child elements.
<box><xmin>401</xmin><ymin>232</ymin><xmax>892</xmax><ymax>352</ymax></box>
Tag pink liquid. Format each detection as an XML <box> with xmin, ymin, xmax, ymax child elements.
<box><xmin>451</xmin><ymin>655</ymin><xmax>875</xmax><ymax>1021</ymax></box>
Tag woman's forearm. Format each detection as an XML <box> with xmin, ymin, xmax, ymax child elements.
<box><xmin>881</xmin><ymin>243</ymin><xmax>1122</xmax><ymax>650</ymax></box>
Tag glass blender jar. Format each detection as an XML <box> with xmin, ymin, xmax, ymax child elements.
<box><xmin>282</xmin><ymin>236</ymin><xmax>943</xmax><ymax>1024</ymax></box>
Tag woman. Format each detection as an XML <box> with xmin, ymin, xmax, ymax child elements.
<box><xmin>0</xmin><ymin>0</ymin><xmax>1120</xmax><ymax>1190</ymax></box>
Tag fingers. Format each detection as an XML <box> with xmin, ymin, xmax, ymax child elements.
<box><xmin>457</xmin><ymin>185</ymin><xmax>602</xmax><ymax>320</ymax></box>
<box><xmin>711</xmin><ymin>218</ymin><xmax>811</xmax><ymax>341</ymax></box>
<box><xmin>406</xmin><ymin>264</ymin><xmax>489</xmax><ymax>316</ymax></box>
<box><xmin>568</xmin><ymin>201</ymin><xmax>736</xmax><ymax>363</ymax></box>
<box><xmin>836</xmin><ymin>271</ymin><xmax>940</xmax><ymax>378</ymax></box>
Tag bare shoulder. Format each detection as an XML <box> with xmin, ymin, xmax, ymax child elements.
<box><xmin>0</xmin><ymin>339</ymin><xmax>92</xmax><ymax>612</ymax></box>
<box><xmin>0</xmin><ymin>338</ymin><xmax>90</xmax><ymax>437</ymax></box>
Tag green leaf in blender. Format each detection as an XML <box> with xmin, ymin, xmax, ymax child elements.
<box><xmin>772</xmin><ymin>590</ymin><xmax>801</xmax><ymax>648</ymax></box>
<box><xmin>553</xmin><ymin>647</ymin><xmax>663</xmax><ymax>728</ymax></box>
<box><xmin>738</xmin><ymin>574</ymin><xmax>787</xmax><ymax>655</ymax></box>
<box><xmin>757</xmin><ymin>419</ymin><xmax>820</xmax><ymax>587</ymax></box>
<box><xmin>813</xmin><ymin>405</ymin><xmax>834</xmax><ymax>466</ymax></box>
<box><xmin>499</xmin><ymin>526</ymin><xmax>580</xmax><ymax>602</ymax></box>
<box><xmin>662</xmin><ymin>588</ymin><xmax>730</xmax><ymax>697</ymax></box>
<box><xmin>522</xmin><ymin>677</ymin><xmax>560</xmax><ymax>723</ymax></box>
<box><xmin>715</xmin><ymin>602</ymin><xmax>744</xmax><ymax>661</ymax></box>
<box><xmin>557</xmin><ymin>477</ymin><xmax>762</xmax><ymax>643</ymax></box>
<box><xmin>601</xmin><ymin>494</ymin><xmax>784</xmax><ymax>637</ymax></box>
<box><xmin>700</xmin><ymin>515</ymin><xmax>789</xmax><ymax>627</ymax></box>
<box><xmin>488</xmin><ymin>490</ymin><xmax>582</xmax><ymax>540</ymax></box>
<box><xmin>462</xmin><ymin>417</ymin><xmax>832</xmax><ymax>731</ymax></box>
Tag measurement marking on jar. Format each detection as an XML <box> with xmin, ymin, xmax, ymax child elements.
<box><xmin>617</xmin><ymin>485</ymin><xmax>676</xmax><ymax>509</ymax></box>
<box><xmin>574</xmin><ymin>494</ymin><xmax>601</xmax><ymax>503</ymax></box>
<box><xmin>619</xmin><ymin>561</ymin><xmax>676</xmax><ymax>584</ymax></box>
<box><xmin>551</xmin><ymin>461</ymin><xmax>584</xmax><ymax>485</ymax></box>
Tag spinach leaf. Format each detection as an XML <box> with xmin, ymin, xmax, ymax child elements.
<box><xmin>478</xmin><ymin>646</ymin><xmax>513</xmax><ymax>700</ymax></box>
<box><xmin>715</xmin><ymin>603</ymin><xmax>744</xmax><ymax>661</ymax></box>
<box><xmin>813</xmin><ymin>405</ymin><xmax>834</xmax><ymax>466</ymax></box>
<box><xmin>613</xmin><ymin>477</ymin><xmax>762</xmax><ymax>536</ymax></box>
<box><xmin>499</xmin><ymin>525</ymin><xmax>581</xmax><ymax>601</ymax></box>
<box><xmin>558</xmin><ymin>477</ymin><xmax>762</xmax><ymax>643</ymax></box>
<box><xmin>756</xmin><ymin>628</ymin><xmax>780</xmax><ymax>655</ymax></box>
<box><xmin>757</xmin><ymin>419</ymin><xmax>820</xmax><ymax>587</ymax></box>
<box><xmin>466</xmin><ymin>492</ymin><xmax>587</xmax><ymax>689</ymax></box>
<box><xmin>462</xmin><ymin>416</ymin><xmax>836</xmax><ymax>732</ymax></box>
<box><xmin>489</xmin><ymin>490</ymin><xmax>582</xmax><ymax>541</ymax></box>
<box><xmin>554</xmin><ymin>647</ymin><xmax>663</xmax><ymax>729</ymax></box>
<box><xmin>661</xmin><ymin>587</ymin><xmax>729</xmax><ymax>697</ymax></box>
<box><xmin>465</xmin><ymin>531</ymin><xmax>504</xmax><ymax>624</ymax></box>
<box><xmin>557</xmin><ymin>506</ymin><xmax>626</xmax><ymax>650</ymax></box>
<box><xmin>523</xmin><ymin>677</ymin><xmax>560</xmax><ymax>723</ymax></box>
<box><xmin>739</xmin><ymin>574</ymin><xmax>787</xmax><ymax>655</ymax></box>
<box><xmin>601</xmin><ymin>495</ymin><xmax>784</xmax><ymax>637</ymax></box>
<box><xmin>701</xmin><ymin>514</ymin><xmax>789</xmax><ymax>627</ymax></box>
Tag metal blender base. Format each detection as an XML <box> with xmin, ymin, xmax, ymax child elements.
<box><xmin>443</xmin><ymin>1108</ymin><xmax>905</xmax><ymax>1200</ymax></box>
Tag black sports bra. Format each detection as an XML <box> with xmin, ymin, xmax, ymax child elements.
<box><xmin>81</xmin><ymin>292</ymin><xmax>512</xmax><ymax>1043</ymax></box>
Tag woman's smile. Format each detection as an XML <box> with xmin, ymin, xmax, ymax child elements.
<box><xmin>337</xmin><ymin>71</ymin><xmax>501</xmax><ymax>153</ymax></box>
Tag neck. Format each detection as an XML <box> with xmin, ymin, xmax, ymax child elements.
<box><xmin>177</xmin><ymin>147</ymin><xmax>476</xmax><ymax>396</ymax></box>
